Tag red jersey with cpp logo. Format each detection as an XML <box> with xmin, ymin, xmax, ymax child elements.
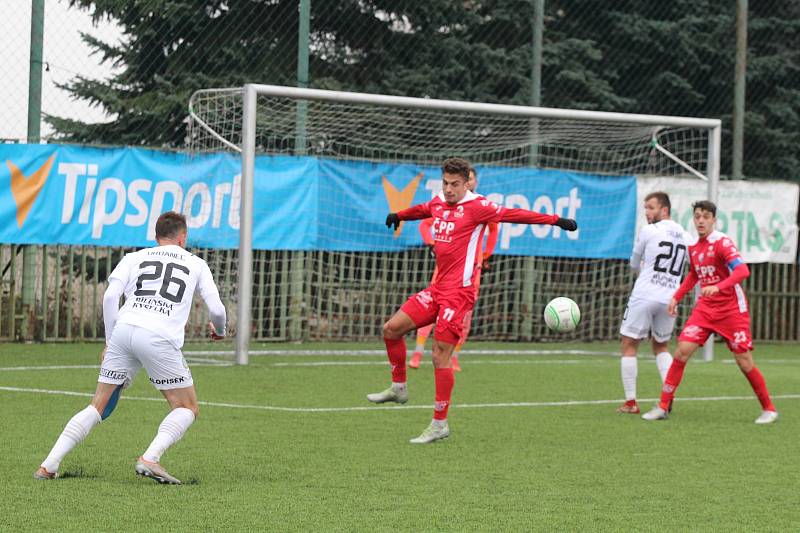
<box><xmin>689</xmin><ymin>230</ymin><xmax>748</xmax><ymax>314</ymax></box>
<box><xmin>398</xmin><ymin>191</ymin><xmax>506</xmax><ymax>291</ymax></box>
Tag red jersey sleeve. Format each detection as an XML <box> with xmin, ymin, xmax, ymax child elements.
<box><xmin>500</xmin><ymin>209</ymin><xmax>559</xmax><ymax>226</ymax></box>
<box><xmin>397</xmin><ymin>202</ymin><xmax>432</xmax><ymax>221</ymax></box>
<box><xmin>471</xmin><ymin>198</ymin><xmax>506</xmax><ymax>223</ymax></box>
<box><xmin>718</xmin><ymin>236</ymin><xmax>744</xmax><ymax>267</ymax></box>
<box><xmin>419</xmin><ymin>217</ymin><xmax>434</xmax><ymax>245</ymax></box>
<box><xmin>673</xmin><ymin>267</ymin><xmax>698</xmax><ymax>303</ymax></box>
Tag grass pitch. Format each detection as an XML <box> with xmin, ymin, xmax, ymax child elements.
<box><xmin>1</xmin><ymin>341</ymin><xmax>799</xmax><ymax>531</ymax></box>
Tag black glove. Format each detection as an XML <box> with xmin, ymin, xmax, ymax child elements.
<box><xmin>555</xmin><ymin>217</ymin><xmax>578</xmax><ymax>231</ymax></box>
<box><xmin>385</xmin><ymin>213</ymin><xmax>400</xmax><ymax>230</ymax></box>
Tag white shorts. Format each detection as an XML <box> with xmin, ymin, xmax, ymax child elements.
<box><xmin>99</xmin><ymin>323</ymin><xmax>193</xmax><ymax>391</ymax></box>
<box><xmin>619</xmin><ymin>297</ymin><xmax>676</xmax><ymax>342</ymax></box>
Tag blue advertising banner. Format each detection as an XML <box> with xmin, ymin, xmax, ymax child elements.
<box><xmin>0</xmin><ymin>144</ymin><xmax>636</xmax><ymax>258</ymax></box>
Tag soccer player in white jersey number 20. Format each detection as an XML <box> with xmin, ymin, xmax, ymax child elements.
<box><xmin>617</xmin><ymin>192</ymin><xmax>689</xmax><ymax>414</ymax></box>
<box><xmin>35</xmin><ymin>212</ymin><xmax>227</xmax><ymax>484</ymax></box>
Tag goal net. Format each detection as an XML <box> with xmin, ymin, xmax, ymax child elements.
<box><xmin>187</xmin><ymin>85</ymin><xmax>720</xmax><ymax>363</ymax></box>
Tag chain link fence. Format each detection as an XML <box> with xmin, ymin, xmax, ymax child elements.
<box><xmin>3</xmin><ymin>0</ymin><xmax>799</xmax><ymax>342</ymax></box>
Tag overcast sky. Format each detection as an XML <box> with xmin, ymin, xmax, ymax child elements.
<box><xmin>1</xmin><ymin>0</ymin><xmax>121</xmax><ymax>141</ymax></box>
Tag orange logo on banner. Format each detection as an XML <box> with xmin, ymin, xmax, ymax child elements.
<box><xmin>381</xmin><ymin>172</ymin><xmax>423</xmax><ymax>237</ymax></box>
<box><xmin>8</xmin><ymin>155</ymin><xmax>55</xmax><ymax>228</ymax></box>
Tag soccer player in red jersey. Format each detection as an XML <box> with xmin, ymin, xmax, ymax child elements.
<box><xmin>642</xmin><ymin>200</ymin><xmax>778</xmax><ymax>424</ymax></box>
<box><xmin>410</xmin><ymin>166</ymin><xmax>499</xmax><ymax>372</ymax></box>
<box><xmin>368</xmin><ymin>157</ymin><xmax>577</xmax><ymax>443</ymax></box>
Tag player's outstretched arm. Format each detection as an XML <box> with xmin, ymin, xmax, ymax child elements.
<box><xmin>386</xmin><ymin>203</ymin><xmax>433</xmax><ymax>230</ymax></box>
<box><xmin>499</xmin><ymin>209</ymin><xmax>577</xmax><ymax>230</ymax></box>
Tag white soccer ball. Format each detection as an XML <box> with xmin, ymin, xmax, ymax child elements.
<box><xmin>543</xmin><ymin>297</ymin><xmax>581</xmax><ymax>333</ymax></box>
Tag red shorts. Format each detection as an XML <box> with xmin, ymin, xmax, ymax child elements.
<box><xmin>678</xmin><ymin>305</ymin><xmax>753</xmax><ymax>354</ymax></box>
<box><xmin>401</xmin><ymin>285</ymin><xmax>476</xmax><ymax>345</ymax></box>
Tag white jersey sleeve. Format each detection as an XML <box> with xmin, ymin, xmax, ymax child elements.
<box><xmin>630</xmin><ymin>219</ymin><xmax>688</xmax><ymax>304</ymax></box>
<box><xmin>109</xmin><ymin>244</ymin><xmax>224</xmax><ymax>348</ymax></box>
<box><xmin>197</xmin><ymin>262</ymin><xmax>227</xmax><ymax>337</ymax></box>
<box><xmin>629</xmin><ymin>224</ymin><xmax>653</xmax><ymax>271</ymax></box>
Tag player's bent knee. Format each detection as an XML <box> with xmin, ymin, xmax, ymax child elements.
<box><xmin>382</xmin><ymin>320</ymin><xmax>404</xmax><ymax>340</ymax></box>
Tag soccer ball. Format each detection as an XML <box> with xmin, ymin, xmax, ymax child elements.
<box><xmin>543</xmin><ymin>297</ymin><xmax>581</xmax><ymax>333</ymax></box>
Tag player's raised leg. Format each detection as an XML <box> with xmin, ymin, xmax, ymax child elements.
<box><xmin>368</xmin><ymin>299</ymin><xmax>428</xmax><ymax>404</ymax></box>
<box><xmin>35</xmin><ymin>380</ymin><xmax>117</xmax><ymax>479</ymax></box>
<box><xmin>411</xmin><ymin>322</ymin><xmax>433</xmax><ymax>369</ymax></box>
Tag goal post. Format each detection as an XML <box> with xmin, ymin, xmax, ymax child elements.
<box><xmin>188</xmin><ymin>84</ymin><xmax>721</xmax><ymax>365</ymax></box>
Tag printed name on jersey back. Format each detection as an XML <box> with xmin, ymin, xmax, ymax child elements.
<box><xmin>649</xmin><ymin>271</ymin><xmax>680</xmax><ymax>290</ymax></box>
<box><xmin>146</xmin><ymin>249</ymin><xmax>187</xmax><ymax>261</ymax></box>
<box><xmin>130</xmin><ymin>297</ymin><xmax>174</xmax><ymax>316</ymax></box>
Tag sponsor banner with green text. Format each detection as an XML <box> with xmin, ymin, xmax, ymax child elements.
<box><xmin>636</xmin><ymin>177</ymin><xmax>798</xmax><ymax>264</ymax></box>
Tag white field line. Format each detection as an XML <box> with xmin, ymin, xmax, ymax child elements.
<box><xmin>1</xmin><ymin>385</ymin><xmax>799</xmax><ymax>413</ymax></box>
<box><xmin>270</xmin><ymin>359</ymin><xmax>599</xmax><ymax>367</ymax></box>
<box><xmin>183</xmin><ymin>349</ymin><xmax>619</xmax><ymax>357</ymax></box>
<box><xmin>0</xmin><ymin>361</ymin><xmax>232</xmax><ymax>372</ymax></box>
<box><xmin>3</xmin><ymin>356</ymin><xmax>799</xmax><ymax>373</ymax></box>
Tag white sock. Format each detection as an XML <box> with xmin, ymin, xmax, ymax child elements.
<box><xmin>655</xmin><ymin>352</ymin><xmax>673</xmax><ymax>383</ymax></box>
<box><xmin>391</xmin><ymin>382</ymin><xmax>407</xmax><ymax>393</ymax></box>
<box><xmin>431</xmin><ymin>418</ymin><xmax>447</xmax><ymax>428</ymax></box>
<box><xmin>41</xmin><ymin>405</ymin><xmax>101</xmax><ymax>473</ymax></box>
<box><xmin>142</xmin><ymin>407</ymin><xmax>195</xmax><ymax>463</ymax></box>
<box><xmin>414</xmin><ymin>342</ymin><xmax>425</xmax><ymax>354</ymax></box>
<box><xmin>621</xmin><ymin>356</ymin><xmax>637</xmax><ymax>401</ymax></box>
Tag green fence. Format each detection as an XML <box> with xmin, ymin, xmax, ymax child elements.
<box><xmin>2</xmin><ymin>244</ymin><xmax>798</xmax><ymax>343</ymax></box>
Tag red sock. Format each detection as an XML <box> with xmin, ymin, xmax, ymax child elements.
<box><xmin>433</xmin><ymin>367</ymin><xmax>454</xmax><ymax>420</ymax></box>
<box><xmin>659</xmin><ymin>359</ymin><xmax>686</xmax><ymax>410</ymax></box>
<box><xmin>384</xmin><ymin>337</ymin><xmax>406</xmax><ymax>383</ymax></box>
<box><xmin>745</xmin><ymin>367</ymin><xmax>775</xmax><ymax>411</ymax></box>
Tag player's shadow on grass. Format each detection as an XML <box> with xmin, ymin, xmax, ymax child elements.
<box><xmin>59</xmin><ymin>467</ymin><xmax>97</xmax><ymax>479</ymax></box>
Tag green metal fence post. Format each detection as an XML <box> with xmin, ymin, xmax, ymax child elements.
<box><xmin>290</xmin><ymin>0</ymin><xmax>311</xmax><ymax>341</ymax></box>
<box><xmin>21</xmin><ymin>0</ymin><xmax>46</xmax><ymax>340</ymax></box>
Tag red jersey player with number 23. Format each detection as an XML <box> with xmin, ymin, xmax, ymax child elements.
<box><xmin>367</xmin><ymin>157</ymin><xmax>578</xmax><ymax>443</ymax></box>
<box><xmin>642</xmin><ymin>200</ymin><xmax>778</xmax><ymax>424</ymax></box>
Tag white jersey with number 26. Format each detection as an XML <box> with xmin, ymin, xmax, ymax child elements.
<box><xmin>629</xmin><ymin>219</ymin><xmax>691</xmax><ymax>304</ymax></box>
<box><xmin>108</xmin><ymin>244</ymin><xmax>224</xmax><ymax>348</ymax></box>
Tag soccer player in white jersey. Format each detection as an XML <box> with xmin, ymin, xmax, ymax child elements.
<box><xmin>617</xmin><ymin>192</ymin><xmax>689</xmax><ymax>414</ymax></box>
<box><xmin>34</xmin><ymin>212</ymin><xmax>226</xmax><ymax>484</ymax></box>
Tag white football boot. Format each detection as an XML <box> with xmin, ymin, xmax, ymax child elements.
<box><xmin>754</xmin><ymin>410</ymin><xmax>778</xmax><ymax>425</ymax></box>
<box><xmin>366</xmin><ymin>385</ymin><xmax>408</xmax><ymax>404</ymax></box>
<box><xmin>135</xmin><ymin>457</ymin><xmax>182</xmax><ymax>485</ymax></box>
<box><xmin>641</xmin><ymin>406</ymin><xmax>668</xmax><ymax>421</ymax></box>
<box><xmin>409</xmin><ymin>421</ymin><xmax>450</xmax><ymax>444</ymax></box>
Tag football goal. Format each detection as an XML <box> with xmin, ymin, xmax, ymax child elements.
<box><xmin>187</xmin><ymin>85</ymin><xmax>721</xmax><ymax>365</ymax></box>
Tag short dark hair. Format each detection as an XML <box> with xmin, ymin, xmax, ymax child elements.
<box><xmin>155</xmin><ymin>211</ymin><xmax>188</xmax><ymax>239</ymax></box>
<box><xmin>442</xmin><ymin>157</ymin><xmax>471</xmax><ymax>182</ymax></box>
<box><xmin>692</xmin><ymin>200</ymin><xmax>717</xmax><ymax>217</ymax></box>
<box><xmin>645</xmin><ymin>191</ymin><xmax>671</xmax><ymax>213</ymax></box>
